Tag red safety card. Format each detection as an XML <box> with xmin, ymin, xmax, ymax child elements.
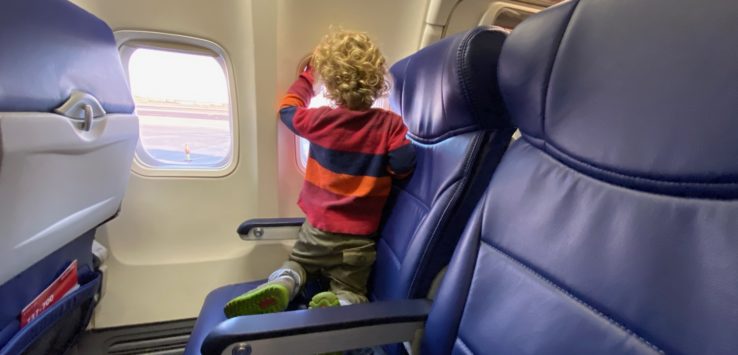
<box><xmin>20</xmin><ymin>260</ymin><xmax>79</xmax><ymax>328</ymax></box>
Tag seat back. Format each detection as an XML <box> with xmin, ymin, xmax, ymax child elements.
<box><xmin>423</xmin><ymin>0</ymin><xmax>738</xmax><ymax>354</ymax></box>
<box><xmin>0</xmin><ymin>0</ymin><xmax>137</xmax><ymax>353</ymax></box>
<box><xmin>370</xmin><ymin>26</ymin><xmax>513</xmax><ymax>303</ymax></box>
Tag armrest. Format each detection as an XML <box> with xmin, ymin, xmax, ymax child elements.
<box><xmin>202</xmin><ymin>299</ymin><xmax>432</xmax><ymax>355</ymax></box>
<box><xmin>237</xmin><ymin>218</ymin><xmax>305</xmax><ymax>240</ymax></box>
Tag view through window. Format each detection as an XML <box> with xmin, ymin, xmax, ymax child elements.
<box><xmin>127</xmin><ymin>47</ymin><xmax>232</xmax><ymax>169</ymax></box>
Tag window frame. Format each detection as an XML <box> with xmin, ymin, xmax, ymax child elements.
<box><xmin>479</xmin><ymin>1</ymin><xmax>542</xmax><ymax>30</ymax></box>
<box><xmin>519</xmin><ymin>0</ymin><xmax>566</xmax><ymax>7</ymax></box>
<box><xmin>293</xmin><ymin>55</ymin><xmax>312</xmax><ymax>174</ymax></box>
<box><xmin>115</xmin><ymin>30</ymin><xmax>239</xmax><ymax>178</ymax></box>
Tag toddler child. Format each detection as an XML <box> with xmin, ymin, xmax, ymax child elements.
<box><xmin>224</xmin><ymin>29</ymin><xmax>415</xmax><ymax>318</ymax></box>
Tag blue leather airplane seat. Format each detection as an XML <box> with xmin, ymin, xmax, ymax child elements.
<box><xmin>186</xmin><ymin>26</ymin><xmax>514</xmax><ymax>354</ymax></box>
<box><xmin>0</xmin><ymin>0</ymin><xmax>138</xmax><ymax>354</ymax></box>
<box><xmin>422</xmin><ymin>0</ymin><xmax>738</xmax><ymax>354</ymax></box>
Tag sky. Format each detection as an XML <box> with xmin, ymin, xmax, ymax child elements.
<box><xmin>128</xmin><ymin>48</ymin><xmax>229</xmax><ymax>104</ymax></box>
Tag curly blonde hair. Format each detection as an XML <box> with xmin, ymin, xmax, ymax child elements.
<box><xmin>311</xmin><ymin>29</ymin><xmax>388</xmax><ymax>111</ymax></box>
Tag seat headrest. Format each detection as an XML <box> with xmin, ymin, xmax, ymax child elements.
<box><xmin>0</xmin><ymin>0</ymin><xmax>134</xmax><ymax>113</ymax></box>
<box><xmin>390</xmin><ymin>26</ymin><xmax>510</xmax><ymax>143</ymax></box>
<box><xmin>499</xmin><ymin>0</ymin><xmax>738</xmax><ymax>196</ymax></box>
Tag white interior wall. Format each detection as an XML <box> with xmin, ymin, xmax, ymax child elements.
<box><xmin>70</xmin><ymin>0</ymin><xmax>428</xmax><ymax>328</ymax></box>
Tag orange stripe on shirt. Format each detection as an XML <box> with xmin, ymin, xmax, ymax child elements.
<box><xmin>305</xmin><ymin>157</ymin><xmax>391</xmax><ymax>198</ymax></box>
<box><xmin>279</xmin><ymin>93</ymin><xmax>307</xmax><ymax>109</ymax></box>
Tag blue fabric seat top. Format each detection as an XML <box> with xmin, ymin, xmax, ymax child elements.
<box><xmin>422</xmin><ymin>0</ymin><xmax>738</xmax><ymax>354</ymax></box>
<box><xmin>0</xmin><ymin>0</ymin><xmax>134</xmax><ymax>113</ymax></box>
<box><xmin>186</xmin><ymin>26</ymin><xmax>513</xmax><ymax>354</ymax></box>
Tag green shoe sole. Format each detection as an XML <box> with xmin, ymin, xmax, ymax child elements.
<box><xmin>224</xmin><ymin>284</ymin><xmax>289</xmax><ymax>318</ymax></box>
<box><xmin>309</xmin><ymin>291</ymin><xmax>340</xmax><ymax>309</ymax></box>
<box><xmin>310</xmin><ymin>292</ymin><xmax>341</xmax><ymax>354</ymax></box>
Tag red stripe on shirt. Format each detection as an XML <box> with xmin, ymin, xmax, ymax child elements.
<box><xmin>298</xmin><ymin>180</ymin><xmax>389</xmax><ymax>235</ymax></box>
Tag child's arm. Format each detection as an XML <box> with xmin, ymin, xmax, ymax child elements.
<box><xmin>278</xmin><ymin>66</ymin><xmax>316</xmax><ymax>136</ymax></box>
<box><xmin>387</xmin><ymin>117</ymin><xmax>416</xmax><ymax>179</ymax></box>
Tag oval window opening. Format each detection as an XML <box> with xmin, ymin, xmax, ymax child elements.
<box><xmin>124</xmin><ymin>44</ymin><xmax>234</xmax><ymax>171</ymax></box>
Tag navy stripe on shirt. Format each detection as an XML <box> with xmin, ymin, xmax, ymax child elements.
<box><xmin>388</xmin><ymin>143</ymin><xmax>416</xmax><ymax>175</ymax></box>
<box><xmin>279</xmin><ymin>106</ymin><xmax>299</xmax><ymax>135</ymax></box>
<box><xmin>309</xmin><ymin>142</ymin><xmax>389</xmax><ymax>177</ymax></box>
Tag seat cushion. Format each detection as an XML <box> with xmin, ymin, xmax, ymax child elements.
<box><xmin>185</xmin><ymin>280</ymin><xmax>264</xmax><ymax>355</ymax></box>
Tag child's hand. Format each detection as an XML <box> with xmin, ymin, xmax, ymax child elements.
<box><xmin>296</xmin><ymin>55</ymin><xmax>318</xmax><ymax>95</ymax></box>
<box><xmin>299</xmin><ymin>55</ymin><xmax>313</xmax><ymax>73</ymax></box>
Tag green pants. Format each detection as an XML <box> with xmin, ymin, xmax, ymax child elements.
<box><xmin>283</xmin><ymin>221</ymin><xmax>376</xmax><ymax>305</ymax></box>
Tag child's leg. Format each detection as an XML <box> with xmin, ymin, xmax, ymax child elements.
<box><xmin>288</xmin><ymin>222</ymin><xmax>376</xmax><ymax>306</ymax></box>
<box><xmin>224</xmin><ymin>221</ymin><xmax>337</xmax><ymax>318</ymax></box>
<box><xmin>308</xmin><ymin>266</ymin><xmax>371</xmax><ymax>309</ymax></box>
<box><xmin>268</xmin><ymin>260</ymin><xmax>307</xmax><ymax>299</ymax></box>
<box><xmin>320</xmin><ymin>236</ymin><xmax>376</xmax><ymax>306</ymax></box>
<box><xmin>223</xmin><ymin>261</ymin><xmax>306</xmax><ymax>318</ymax></box>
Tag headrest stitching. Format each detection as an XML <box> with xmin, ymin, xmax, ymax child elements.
<box><xmin>522</xmin><ymin>135</ymin><xmax>738</xmax><ymax>200</ymax></box>
<box><xmin>455</xmin><ymin>27</ymin><xmax>482</xmax><ymax>125</ymax></box>
<box><xmin>539</xmin><ymin>0</ymin><xmax>581</xmax><ymax>144</ymax></box>
<box><xmin>406</xmin><ymin>126</ymin><xmax>481</xmax><ymax>145</ymax></box>
<box><xmin>458</xmin><ymin>26</ymin><xmax>509</xmax><ymax>127</ymax></box>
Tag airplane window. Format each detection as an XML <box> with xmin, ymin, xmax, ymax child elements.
<box><xmin>494</xmin><ymin>8</ymin><xmax>531</xmax><ymax>30</ymax></box>
<box><xmin>295</xmin><ymin>86</ymin><xmax>389</xmax><ymax>172</ymax></box>
<box><xmin>124</xmin><ymin>46</ymin><xmax>233</xmax><ymax>170</ymax></box>
<box><xmin>520</xmin><ymin>0</ymin><xmax>566</xmax><ymax>6</ymax></box>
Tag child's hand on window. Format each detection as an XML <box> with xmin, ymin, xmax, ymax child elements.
<box><xmin>298</xmin><ymin>55</ymin><xmax>313</xmax><ymax>73</ymax></box>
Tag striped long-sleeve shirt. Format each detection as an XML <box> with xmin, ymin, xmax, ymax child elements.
<box><xmin>279</xmin><ymin>68</ymin><xmax>415</xmax><ymax>235</ymax></box>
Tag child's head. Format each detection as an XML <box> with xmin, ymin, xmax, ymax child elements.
<box><xmin>311</xmin><ymin>29</ymin><xmax>387</xmax><ymax>111</ymax></box>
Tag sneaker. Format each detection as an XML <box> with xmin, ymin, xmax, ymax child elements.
<box><xmin>309</xmin><ymin>291</ymin><xmax>340</xmax><ymax>309</ymax></box>
<box><xmin>309</xmin><ymin>292</ymin><xmax>343</xmax><ymax>354</ymax></box>
<box><xmin>307</xmin><ymin>292</ymin><xmax>343</xmax><ymax>354</ymax></box>
<box><xmin>223</xmin><ymin>282</ymin><xmax>290</xmax><ymax>318</ymax></box>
